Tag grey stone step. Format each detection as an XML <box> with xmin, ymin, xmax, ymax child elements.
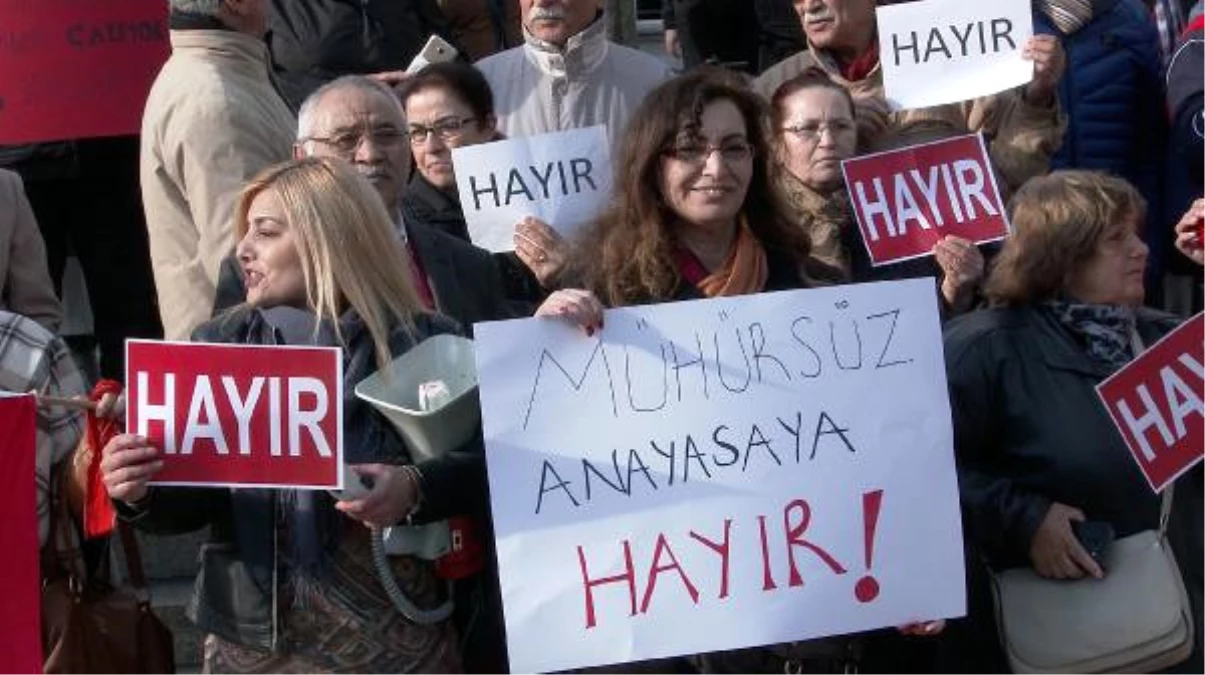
<box><xmin>149</xmin><ymin>577</ymin><xmax>203</xmax><ymax>670</ymax></box>
<box><xmin>135</xmin><ymin>529</ymin><xmax>208</xmax><ymax>581</ymax></box>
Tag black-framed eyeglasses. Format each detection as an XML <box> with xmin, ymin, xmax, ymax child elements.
<box><xmin>405</xmin><ymin>117</ymin><xmax>479</xmax><ymax>145</ymax></box>
<box><xmin>663</xmin><ymin>140</ymin><xmax>755</xmax><ymax>166</ymax></box>
<box><xmin>304</xmin><ymin>127</ymin><xmax>408</xmax><ymax>155</ymax></box>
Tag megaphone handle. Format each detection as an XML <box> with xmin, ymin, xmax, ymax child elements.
<box><xmin>371</xmin><ymin>527</ymin><xmax>454</xmax><ymax>625</ymax></box>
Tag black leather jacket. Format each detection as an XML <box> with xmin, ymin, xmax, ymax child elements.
<box><xmin>117</xmin><ymin>306</ymin><xmax>487</xmax><ymax>650</ymax></box>
<box><xmin>269</xmin><ymin>0</ymin><xmax>456</xmax><ymax>107</ymax></box>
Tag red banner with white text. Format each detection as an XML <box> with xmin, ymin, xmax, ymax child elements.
<box><xmin>841</xmin><ymin>134</ymin><xmax>1009</xmax><ymax>266</ymax></box>
<box><xmin>126</xmin><ymin>341</ymin><xmax>345</xmax><ymax>490</ymax></box>
<box><xmin>0</xmin><ymin>0</ymin><xmax>169</xmax><ymax>143</ymax></box>
<box><xmin>1097</xmin><ymin>312</ymin><xmax>1205</xmax><ymax>493</ymax></box>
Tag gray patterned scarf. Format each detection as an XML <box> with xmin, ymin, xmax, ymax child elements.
<box><xmin>1044</xmin><ymin>298</ymin><xmax>1137</xmax><ymax>372</ymax></box>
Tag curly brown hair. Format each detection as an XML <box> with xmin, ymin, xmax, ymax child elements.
<box><xmin>568</xmin><ymin>67</ymin><xmax>812</xmax><ymax>306</ymax></box>
<box><xmin>985</xmin><ymin>170</ymin><xmax>1147</xmax><ymax>306</ymax></box>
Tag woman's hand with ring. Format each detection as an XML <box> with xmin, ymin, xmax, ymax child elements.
<box><xmin>514</xmin><ymin>217</ymin><xmax>569</xmax><ymax>288</ymax></box>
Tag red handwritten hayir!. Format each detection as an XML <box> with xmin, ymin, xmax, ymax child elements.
<box><xmin>575</xmin><ymin>492</ymin><xmax>886</xmax><ymax>629</ymax></box>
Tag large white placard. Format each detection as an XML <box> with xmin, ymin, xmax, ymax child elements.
<box><xmin>474</xmin><ymin>279</ymin><xmax>966</xmax><ymax>673</ymax></box>
<box><xmin>876</xmin><ymin>0</ymin><xmax>1033</xmax><ymax>111</ymax></box>
<box><xmin>452</xmin><ymin>125</ymin><xmax>611</xmax><ymax>252</ymax></box>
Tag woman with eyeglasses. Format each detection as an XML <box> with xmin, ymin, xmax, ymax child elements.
<box><xmin>770</xmin><ymin>68</ymin><xmax>986</xmax><ymax>315</ymax></box>
<box><xmin>535</xmin><ymin>67</ymin><xmax>945</xmax><ymax>674</ymax></box>
<box><xmin>398</xmin><ymin>62</ymin><xmax>567</xmax><ymax>308</ymax></box>
<box><xmin>535</xmin><ymin>67</ymin><xmax>835</xmax><ymax>332</ymax></box>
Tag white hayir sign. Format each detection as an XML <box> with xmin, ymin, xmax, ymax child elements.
<box><xmin>452</xmin><ymin>125</ymin><xmax>611</xmax><ymax>252</ymax></box>
<box><xmin>473</xmin><ymin>279</ymin><xmax>966</xmax><ymax>673</ymax></box>
<box><xmin>876</xmin><ymin>0</ymin><xmax>1034</xmax><ymax>111</ymax></box>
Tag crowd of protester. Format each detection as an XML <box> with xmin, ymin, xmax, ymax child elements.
<box><xmin>2</xmin><ymin>0</ymin><xmax>1203</xmax><ymax>673</ymax></box>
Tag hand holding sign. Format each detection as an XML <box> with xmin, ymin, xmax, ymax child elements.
<box><xmin>876</xmin><ymin>0</ymin><xmax>1034</xmax><ymax>111</ymax></box>
<box><xmin>453</xmin><ymin>126</ymin><xmax>612</xmax><ymax>252</ymax></box>
<box><xmin>100</xmin><ymin>434</ymin><xmax>163</xmax><ymax>504</ymax></box>
<box><xmin>534</xmin><ymin>288</ymin><xmax>606</xmax><ymax>337</ymax></box>
<box><xmin>1022</xmin><ymin>35</ymin><xmax>1066</xmax><ymax>107</ymax></box>
<box><xmin>514</xmin><ymin>216</ymin><xmax>570</xmax><ymax>288</ymax></box>
<box><xmin>933</xmin><ymin>236</ymin><xmax>985</xmax><ymax>311</ymax></box>
<box><xmin>1096</xmin><ymin>312</ymin><xmax>1205</xmax><ymax>492</ymax></box>
<box><xmin>842</xmin><ymin>134</ymin><xmax>1009</xmax><ymax>267</ymax></box>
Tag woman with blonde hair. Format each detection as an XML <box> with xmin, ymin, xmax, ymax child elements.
<box><xmin>945</xmin><ymin>170</ymin><xmax>1202</xmax><ymax>671</ymax></box>
<box><xmin>98</xmin><ymin>157</ymin><xmax>478</xmax><ymax>673</ymax></box>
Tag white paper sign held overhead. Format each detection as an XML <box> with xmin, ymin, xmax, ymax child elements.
<box><xmin>876</xmin><ymin>0</ymin><xmax>1034</xmax><ymax>111</ymax></box>
<box><xmin>452</xmin><ymin>125</ymin><xmax>612</xmax><ymax>252</ymax></box>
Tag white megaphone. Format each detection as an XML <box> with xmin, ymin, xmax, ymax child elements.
<box><xmin>351</xmin><ymin>333</ymin><xmax>483</xmax><ymax>625</ymax></box>
<box><xmin>352</xmin><ymin>334</ymin><xmax>481</xmax><ymax>560</ymax></box>
<box><xmin>354</xmin><ymin>333</ymin><xmax>482</xmax><ymax>462</ymax></box>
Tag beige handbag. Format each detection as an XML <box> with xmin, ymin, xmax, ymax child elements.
<box><xmin>990</xmin><ymin>487</ymin><xmax>1194</xmax><ymax>673</ymax></box>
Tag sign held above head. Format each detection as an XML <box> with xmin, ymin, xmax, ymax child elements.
<box><xmin>875</xmin><ymin>0</ymin><xmax>1034</xmax><ymax>111</ymax></box>
<box><xmin>452</xmin><ymin>125</ymin><xmax>612</xmax><ymax>252</ymax></box>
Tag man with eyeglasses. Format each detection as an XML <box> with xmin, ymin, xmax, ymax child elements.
<box><xmin>475</xmin><ymin>0</ymin><xmax>673</xmax><ymax>141</ymax></box>
<box><xmin>212</xmin><ymin>75</ymin><xmax>515</xmax><ymax>334</ymax></box>
<box><xmin>141</xmin><ymin>0</ymin><xmax>296</xmax><ymax>341</ymax></box>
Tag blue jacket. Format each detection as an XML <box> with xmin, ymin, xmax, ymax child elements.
<box><xmin>1164</xmin><ymin>8</ymin><xmax>1203</xmax><ymax>276</ymax></box>
<box><xmin>1035</xmin><ymin>0</ymin><xmax>1168</xmax><ymax>276</ymax></box>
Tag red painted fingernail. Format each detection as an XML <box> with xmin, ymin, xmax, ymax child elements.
<box><xmin>586</xmin><ymin>327</ymin><xmax>594</xmax><ymax>337</ymax></box>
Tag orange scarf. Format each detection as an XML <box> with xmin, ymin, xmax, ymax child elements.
<box><xmin>696</xmin><ymin>220</ymin><xmax>770</xmax><ymax>297</ymax></box>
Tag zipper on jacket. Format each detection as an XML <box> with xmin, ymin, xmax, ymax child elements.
<box><xmin>360</xmin><ymin>0</ymin><xmax>371</xmax><ymax>48</ymax></box>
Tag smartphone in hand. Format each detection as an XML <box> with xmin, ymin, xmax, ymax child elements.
<box><xmin>406</xmin><ymin>35</ymin><xmax>458</xmax><ymax>75</ymax></box>
<box><xmin>1072</xmin><ymin>519</ymin><xmax>1115</xmax><ymax>565</ymax></box>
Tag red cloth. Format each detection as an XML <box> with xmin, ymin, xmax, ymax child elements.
<box><xmin>83</xmin><ymin>379</ymin><xmax>123</xmax><ymax>539</ymax></box>
<box><xmin>405</xmin><ymin>241</ymin><xmax>437</xmax><ymax>311</ymax></box>
<box><xmin>839</xmin><ymin>42</ymin><xmax>880</xmax><ymax>82</ymax></box>
<box><xmin>674</xmin><ymin>246</ymin><xmax>711</xmax><ymax>287</ymax></box>
<box><xmin>1185</xmin><ymin>13</ymin><xmax>1204</xmax><ymax>37</ymax></box>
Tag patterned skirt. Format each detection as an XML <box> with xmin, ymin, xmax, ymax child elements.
<box><xmin>202</xmin><ymin>525</ymin><xmax>462</xmax><ymax>674</ymax></box>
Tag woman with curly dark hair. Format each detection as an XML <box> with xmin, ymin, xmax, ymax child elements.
<box><xmin>533</xmin><ymin>68</ymin><xmax>941</xmax><ymax>673</ymax></box>
<box><xmin>539</xmin><ymin>67</ymin><xmax>835</xmax><ymax>327</ymax></box>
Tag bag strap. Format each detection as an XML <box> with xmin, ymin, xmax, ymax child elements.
<box><xmin>116</xmin><ymin>521</ymin><xmax>149</xmax><ymax>594</ymax></box>
<box><xmin>1159</xmin><ymin>483</ymin><xmax>1176</xmax><ymax>538</ymax></box>
<box><xmin>44</xmin><ymin>460</ymin><xmax>88</xmax><ymax>583</ymax></box>
<box><xmin>1132</xmin><ymin>324</ymin><xmax>1178</xmax><ymax>539</ymax></box>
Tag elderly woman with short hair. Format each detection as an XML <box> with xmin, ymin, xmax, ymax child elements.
<box><xmin>944</xmin><ymin>170</ymin><xmax>1202</xmax><ymax>669</ymax></box>
<box><xmin>769</xmin><ymin>67</ymin><xmax>985</xmax><ymax>313</ymax></box>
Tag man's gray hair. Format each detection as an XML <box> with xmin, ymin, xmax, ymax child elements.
<box><xmin>168</xmin><ymin>0</ymin><xmax>223</xmax><ymax>16</ymax></box>
<box><xmin>296</xmin><ymin>76</ymin><xmax>404</xmax><ymax>151</ymax></box>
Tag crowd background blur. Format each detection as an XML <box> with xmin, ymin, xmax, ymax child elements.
<box><xmin>1</xmin><ymin>1</ymin><xmax>1201</xmax><ymax>673</ymax></box>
